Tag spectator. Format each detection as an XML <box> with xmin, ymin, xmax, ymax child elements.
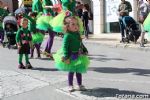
<box><xmin>138</xmin><ymin>0</ymin><xmax>150</xmax><ymax>47</ymax></box>
<box><xmin>118</xmin><ymin>0</ymin><xmax>132</xmax><ymax>43</ymax></box>
<box><xmin>76</xmin><ymin>1</ymin><xmax>83</xmax><ymax>18</ymax></box>
<box><xmin>82</xmin><ymin>4</ymin><xmax>90</xmax><ymax>39</ymax></box>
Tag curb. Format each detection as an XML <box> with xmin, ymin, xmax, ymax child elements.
<box><xmin>53</xmin><ymin>36</ymin><xmax>150</xmax><ymax>52</ymax></box>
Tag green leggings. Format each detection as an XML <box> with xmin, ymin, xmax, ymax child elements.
<box><xmin>19</xmin><ymin>54</ymin><xmax>29</xmax><ymax>64</ymax></box>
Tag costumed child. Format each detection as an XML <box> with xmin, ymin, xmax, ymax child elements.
<box><xmin>36</xmin><ymin>0</ymin><xmax>55</xmax><ymax>58</ymax></box>
<box><xmin>16</xmin><ymin>18</ymin><xmax>33</xmax><ymax>69</ymax></box>
<box><xmin>49</xmin><ymin>0</ymin><xmax>84</xmax><ymax>34</ymax></box>
<box><xmin>0</xmin><ymin>16</ymin><xmax>3</xmax><ymax>44</ymax></box>
<box><xmin>23</xmin><ymin>12</ymin><xmax>44</xmax><ymax>58</ymax></box>
<box><xmin>0</xmin><ymin>1</ymin><xmax>9</xmax><ymax>44</ymax></box>
<box><xmin>53</xmin><ymin>16</ymin><xmax>90</xmax><ymax>92</ymax></box>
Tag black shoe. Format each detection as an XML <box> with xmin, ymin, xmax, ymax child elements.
<box><xmin>120</xmin><ymin>38</ymin><xmax>125</xmax><ymax>43</ymax></box>
<box><xmin>18</xmin><ymin>63</ymin><xmax>26</xmax><ymax>69</ymax></box>
<box><xmin>26</xmin><ymin>62</ymin><xmax>33</xmax><ymax>69</ymax></box>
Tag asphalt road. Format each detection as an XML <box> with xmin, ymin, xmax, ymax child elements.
<box><xmin>0</xmin><ymin>37</ymin><xmax>150</xmax><ymax>100</ymax></box>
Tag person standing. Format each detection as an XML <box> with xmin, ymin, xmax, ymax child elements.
<box><xmin>138</xmin><ymin>0</ymin><xmax>150</xmax><ymax>47</ymax></box>
<box><xmin>82</xmin><ymin>4</ymin><xmax>90</xmax><ymax>39</ymax></box>
<box><xmin>53</xmin><ymin>16</ymin><xmax>90</xmax><ymax>92</ymax></box>
<box><xmin>76</xmin><ymin>1</ymin><xmax>83</xmax><ymax>18</ymax></box>
<box><xmin>16</xmin><ymin>18</ymin><xmax>33</xmax><ymax>69</ymax></box>
<box><xmin>36</xmin><ymin>0</ymin><xmax>55</xmax><ymax>58</ymax></box>
<box><xmin>118</xmin><ymin>0</ymin><xmax>132</xmax><ymax>42</ymax></box>
<box><xmin>23</xmin><ymin>12</ymin><xmax>44</xmax><ymax>58</ymax></box>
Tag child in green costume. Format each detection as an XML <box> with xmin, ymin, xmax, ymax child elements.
<box><xmin>23</xmin><ymin>12</ymin><xmax>44</xmax><ymax>58</ymax></box>
<box><xmin>53</xmin><ymin>16</ymin><xmax>90</xmax><ymax>92</ymax></box>
<box><xmin>49</xmin><ymin>0</ymin><xmax>84</xmax><ymax>33</ymax></box>
<box><xmin>0</xmin><ymin>1</ymin><xmax>9</xmax><ymax>43</ymax></box>
<box><xmin>16</xmin><ymin>18</ymin><xmax>33</xmax><ymax>69</ymax></box>
<box><xmin>36</xmin><ymin>0</ymin><xmax>56</xmax><ymax>58</ymax></box>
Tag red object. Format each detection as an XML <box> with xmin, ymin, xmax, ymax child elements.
<box><xmin>53</xmin><ymin>4</ymin><xmax>62</xmax><ymax>13</ymax></box>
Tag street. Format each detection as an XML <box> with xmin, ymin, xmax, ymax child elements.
<box><xmin>0</xmin><ymin>37</ymin><xmax>150</xmax><ymax>100</ymax></box>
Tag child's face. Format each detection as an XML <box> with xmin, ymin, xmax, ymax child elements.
<box><xmin>68</xmin><ymin>18</ymin><xmax>79</xmax><ymax>32</ymax></box>
<box><xmin>22</xmin><ymin>20</ymin><xmax>28</xmax><ymax>28</ymax></box>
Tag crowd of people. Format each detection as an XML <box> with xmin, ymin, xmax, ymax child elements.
<box><xmin>118</xmin><ymin>0</ymin><xmax>150</xmax><ymax>47</ymax></box>
<box><xmin>0</xmin><ymin>0</ymin><xmax>91</xmax><ymax>92</ymax></box>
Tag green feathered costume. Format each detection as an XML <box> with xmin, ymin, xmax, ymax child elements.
<box><xmin>36</xmin><ymin>0</ymin><xmax>54</xmax><ymax>31</ymax></box>
<box><xmin>53</xmin><ymin>32</ymin><xmax>90</xmax><ymax>73</ymax></box>
<box><xmin>49</xmin><ymin>0</ymin><xmax>84</xmax><ymax>33</ymax></box>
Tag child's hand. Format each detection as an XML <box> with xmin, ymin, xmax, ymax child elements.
<box><xmin>65</xmin><ymin>59</ymin><xmax>70</xmax><ymax>64</ymax></box>
<box><xmin>61</xmin><ymin>57</ymin><xmax>70</xmax><ymax>64</ymax></box>
<box><xmin>17</xmin><ymin>45</ymin><xmax>21</xmax><ymax>49</ymax></box>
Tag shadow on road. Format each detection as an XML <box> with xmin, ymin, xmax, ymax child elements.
<box><xmin>81</xmin><ymin>87</ymin><xmax>150</xmax><ymax>99</ymax></box>
<box><xmin>90</xmin><ymin>67</ymin><xmax>150</xmax><ymax>76</ymax></box>
<box><xmin>88</xmin><ymin>54</ymin><xmax>107</xmax><ymax>57</ymax></box>
<box><xmin>31</xmin><ymin>67</ymin><xmax>58</xmax><ymax>71</ymax></box>
<box><xmin>39</xmin><ymin>57</ymin><xmax>54</xmax><ymax>60</ymax></box>
<box><xmin>88</xmin><ymin>55</ymin><xmax>125</xmax><ymax>62</ymax></box>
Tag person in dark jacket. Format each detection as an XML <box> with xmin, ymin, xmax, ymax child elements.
<box><xmin>76</xmin><ymin>1</ymin><xmax>83</xmax><ymax>18</ymax></box>
<box><xmin>82</xmin><ymin>4</ymin><xmax>90</xmax><ymax>39</ymax></box>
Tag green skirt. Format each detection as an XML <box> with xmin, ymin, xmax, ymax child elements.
<box><xmin>53</xmin><ymin>49</ymin><xmax>90</xmax><ymax>73</ymax></box>
<box><xmin>36</xmin><ymin>15</ymin><xmax>53</xmax><ymax>31</ymax></box>
<box><xmin>32</xmin><ymin>32</ymin><xmax>44</xmax><ymax>44</ymax></box>
<box><xmin>49</xmin><ymin>11</ymin><xmax>84</xmax><ymax>33</ymax></box>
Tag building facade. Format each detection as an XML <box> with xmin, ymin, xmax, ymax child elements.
<box><xmin>18</xmin><ymin>0</ymin><xmax>139</xmax><ymax>35</ymax></box>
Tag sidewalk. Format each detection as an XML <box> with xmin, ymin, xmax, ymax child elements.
<box><xmin>83</xmin><ymin>33</ymin><xmax>150</xmax><ymax>51</ymax></box>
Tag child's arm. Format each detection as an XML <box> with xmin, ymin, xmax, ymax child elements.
<box><xmin>15</xmin><ymin>29</ymin><xmax>21</xmax><ymax>48</ymax></box>
<box><xmin>62</xmin><ymin>34</ymin><xmax>70</xmax><ymax>59</ymax></box>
